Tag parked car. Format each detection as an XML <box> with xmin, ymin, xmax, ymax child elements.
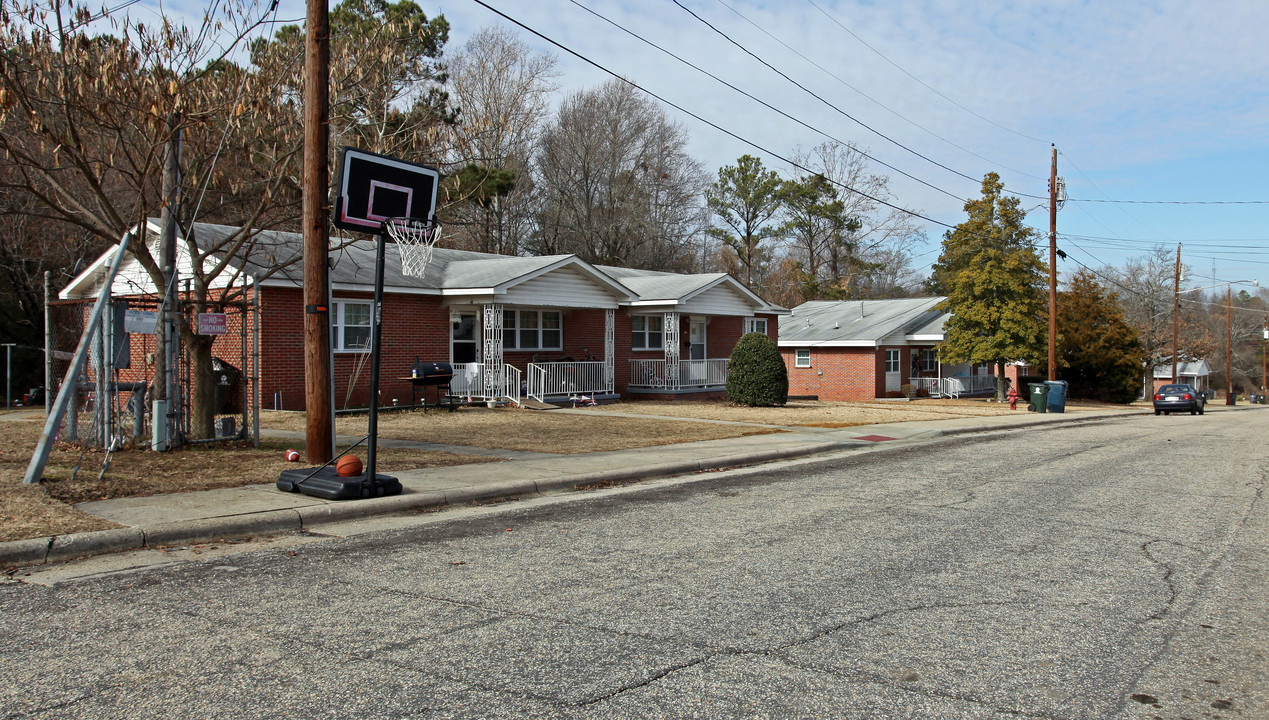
<box><xmin>1153</xmin><ymin>383</ymin><xmax>1205</xmax><ymax>415</ymax></box>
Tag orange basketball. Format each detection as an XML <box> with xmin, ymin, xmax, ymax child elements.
<box><xmin>336</xmin><ymin>455</ymin><xmax>363</xmax><ymax>477</ymax></box>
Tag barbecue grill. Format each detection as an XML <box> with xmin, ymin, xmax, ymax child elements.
<box><xmin>406</xmin><ymin>359</ymin><xmax>456</xmax><ymax>411</ymax></box>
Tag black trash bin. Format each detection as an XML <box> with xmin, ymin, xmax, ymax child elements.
<box><xmin>1028</xmin><ymin>383</ymin><xmax>1049</xmax><ymax>413</ymax></box>
<box><xmin>212</xmin><ymin>357</ymin><xmax>241</xmax><ymax>414</ymax></box>
<box><xmin>1045</xmin><ymin>380</ymin><xmax>1068</xmax><ymax>414</ymax></box>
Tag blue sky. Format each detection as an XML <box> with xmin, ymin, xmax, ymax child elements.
<box><xmin>148</xmin><ymin>0</ymin><xmax>1269</xmax><ymax>288</ymax></box>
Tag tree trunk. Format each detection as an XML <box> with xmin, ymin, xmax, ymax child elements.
<box><xmin>996</xmin><ymin>361</ymin><xmax>1008</xmax><ymax>402</ymax></box>
<box><xmin>182</xmin><ymin>330</ymin><xmax>218</xmax><ymax>440</ymax></box>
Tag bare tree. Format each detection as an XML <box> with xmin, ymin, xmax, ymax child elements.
<box><xmin>441</xmin><ymin>26</ymin><xmax>557</xmax><ymax>255</ymax></box>
<box><xmin>531</xmin><ymin>79</ymin><xmax>707</xmax><ymax>271</ymax></box>
<box><xmin>784</xmin><ymin>142</ymin><xmax>923</xmax><ymax>301</ymax></box>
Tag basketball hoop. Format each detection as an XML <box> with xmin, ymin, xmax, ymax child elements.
<box><xmin>384</xmin><ymin>217</ymin><xmax>441</xmax><ymax>277</ymax></box>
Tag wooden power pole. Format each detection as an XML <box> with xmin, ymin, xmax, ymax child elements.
<box><xmin>1172</xmin><ymin>244</ymin><xmax>1181</xmax><ymax>383</ymax></box>
<box><xmin>1047</xmin><ymin>146</ymin><xmax>1058</xmax><ymax>381</ymax></box>
<box><xmin>302</xmin><ymin>0</ymin><xmax>334</xmax><ymax>464</ymax></box>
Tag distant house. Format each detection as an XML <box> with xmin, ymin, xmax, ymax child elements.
<box><xmin>777</xmin><ymin>298</ymin><xmax>1017</xmax><ymax>401</ymax></box>
<box><xmin>1151</xmin><ymin>359</ymin><xmax>1211</xmax><ymax>394</ymax></box>
<box><xmin>60</xmin><ymin>220</ymin><xmax>787</xmax><ymax>410</ymax></box>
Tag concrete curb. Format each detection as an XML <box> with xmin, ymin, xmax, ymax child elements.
<box><xmin>0</xmin><ymin>411</ymin><xmax>1143</xmax><ymax>569</ymax></box>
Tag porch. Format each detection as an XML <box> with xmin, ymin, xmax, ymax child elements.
<box><xmin>628</xmin><ymin>358</ymin><xmax>729</xmax><ymax>392</ymax></box>
<box><xmin>909</xmin><ymin>374</ymin><xmax>998</xmax><ymax>399</ymax></box>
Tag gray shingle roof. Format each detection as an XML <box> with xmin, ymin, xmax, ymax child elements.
<box><xmin>778</xmin><ymin>298</ymin><xmax>947</xmax><ymax>345</ymax></box>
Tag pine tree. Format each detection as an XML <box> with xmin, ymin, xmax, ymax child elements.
<box><xmin>1056</xmin><ymin>270</ymin><xmax>1146</xmax><ymax>403</ymax></box>
<box><xmin>934</xmin><ymin>173</ymin><xmax>1047</xmax><ymax>400</ymax></box>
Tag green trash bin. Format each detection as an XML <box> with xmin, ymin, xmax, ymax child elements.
<box><xmin>1028</xmin><ymin>383</ymin><xmax>1049</xmax><ymax>413</ymax></box>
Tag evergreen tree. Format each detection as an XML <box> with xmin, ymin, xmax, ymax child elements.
<box><xmin>1056</xmin><ymin>270</ymin><xmax>1146</xmax><ymax>403</ymax></box>
<box><xmin>706</xmin><ymin>155</ymin><xmax>783</xmax><ymax>290</ymax></box>
<box><xmin>935</xmin><ymin>173</ymin><xmax>1047</xmax><ymax>400</ymax></box>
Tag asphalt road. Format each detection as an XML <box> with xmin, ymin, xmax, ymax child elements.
<box><xmin>2</xmin><ymin>410</ymin><xmax>1266</xmax><ymax>719</ymax></box>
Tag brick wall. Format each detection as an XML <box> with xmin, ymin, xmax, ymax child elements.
<box><xmin>781</xmin><ymin>346</ymin><xmax>881</xmax><ymax>401</ymax></box>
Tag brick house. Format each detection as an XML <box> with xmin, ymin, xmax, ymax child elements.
<box><xmin>777</xmin><ymin>298</ymin><xmax>1005</xmax><ymax>401</ymax></box>
<box><xmin>1151</xmin><ymin>359</ymin><xmax>1211</xmax><ymax>395</ymax></box>
<box><xmin>60</xmin><ymin>221</ymin><xmax>786</xmax><ymax>411</ymax></box>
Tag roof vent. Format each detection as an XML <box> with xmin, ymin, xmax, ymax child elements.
<box><xmin>834</xmin><ymin>321</ymin><xmax>839</xmax><ymax>329</ymax></box>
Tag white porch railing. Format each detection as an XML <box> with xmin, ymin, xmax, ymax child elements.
<box><xmin>526</xmin><ymin>361</ymin><xmax>611</xmax><ymax>402</ymax></box>
<box><xmin>450</xmin><ymin>362</ymin><xmax>521</xmax><ymax>406</ymax></box>
<box><xmin>911</xmin><ymin>375</ymin><xmax>998</xmax><ymax>398</ymax></box>
<box><xmin>629</xmin><ymin>358</ymin><xmax>728</xmax><ymax>390</ymax></box>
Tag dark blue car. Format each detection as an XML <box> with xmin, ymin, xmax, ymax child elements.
<box><xmin>1153</xmin><ymin>383</ymin><xmax>1205</xmax><ymax>416</ymax></box>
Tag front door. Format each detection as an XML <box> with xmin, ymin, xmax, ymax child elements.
<box><xmin>689</xmin><ymin>320</ymin><xmax>706</xmax><ymax>360</ymax></box>
<box><xmin>451</xmin><ymin>313</ymin><xmax>478</xmax><ymax>364</ymax></box>
<box><xmin>885</xmin><ymin>349</ymin><xmax>901</xmax><ymax>392</ymax></box>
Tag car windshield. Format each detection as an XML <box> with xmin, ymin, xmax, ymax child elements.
<box><xmin>1159</xmin><ymin>385</ymin><xmax>1191</xmax><ymax>394</ymax></box>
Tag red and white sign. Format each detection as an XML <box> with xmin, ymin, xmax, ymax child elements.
<box><xmin>197</xmin><ymin>313</ymin><xmax>228</xmax><ymax>335</ymax></box>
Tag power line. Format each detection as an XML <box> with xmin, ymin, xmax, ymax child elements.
<box><xmin>468</xmin><ymin>0</ymin><xmax>961</xmax><ymax>233</ymax></box>
<box><xmin>669</xmin><ymin>0</ymin><xmax>1030</xmax><ymax>199</ymax></box>
<box><xmin>565</xmin><ymin>0</ymin><xmax>966</xmax><ymax>202</ymax></box>
<box><xmin>708</xmin><ymin>0</ymin><xmax>1046</xmax><ymax>183</ymax></box>
<box><xmin>802</xmin><ymin>0</ymin><xmax>1050</xmax><ymax>145</ymax></box>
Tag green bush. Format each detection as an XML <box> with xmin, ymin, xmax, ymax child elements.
<box><xmin>726</xmin><ymin>332</ymin><xmax>788</xmax><ymax>406</ymax></box>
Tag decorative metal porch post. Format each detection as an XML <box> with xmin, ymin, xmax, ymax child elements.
<box><xmin>604</xmin><ymin>309</ymin><xmax>615</xmax><ymax>393</ymax></box>
<box><xmin>482</xmin><ymin>304</ymin><xmax>505</xmax><ymax>402</ymax></box>
<box><xmin>663</xmin><ymin>311</ymin><xmax>680</xmax><ymax>390</ymax></box>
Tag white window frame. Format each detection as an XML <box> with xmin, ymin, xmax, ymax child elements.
<box><xmin>332</xmin><ymin>299</ymin><xmax>372</xmax><ymax>352</ymax></box>
<box><xmin>503</xmin><ymin>309</ymin><xmax>562</xmax><ymax>351</ymax></box>
<box><xmin>744</xmin><ymin>317</ymin><xmax>768</xmax><ymax>335</ymax></box>
<box><xmin>885</xmin><ymin>349</ymin><xmax>901</xmax><ymax>373</ymax></box>
<box><xmin>631</xmin><ymin>315</ymin><xmax>664</xmax><ymax>351</ymax></box>
<box><xmin>921</xmin><ymin>349</ymin><xmax>938</xmax><ymax>373</ymax></box>
<box><xmin>794</xmin><ymin>349</ymin><xmax>811</xmax><ymax>368</ymax></box>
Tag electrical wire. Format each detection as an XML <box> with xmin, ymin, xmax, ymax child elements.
<box><xmin>670</xmin><ymin>0</ymin><xmax>1019</xmax><ymax>198</ymax></box>
<box><xmin>708</xmin><ymin>0</ymin><xmax>1046</xmax><ymax>183</ymax></box>
<box><xmin>468</xmin><ymin>0</ymin><xmax>961</xmax><ymax>232</ymax></box>
<box><xmin>565</xmin><ymin>0</ymin><xmax>967</xmax><ymax>202</ymax></box>
<box><xmin>803</xmin><ymin>0</ymin><xmax>1049</xmax><ymax>145</ymax></box>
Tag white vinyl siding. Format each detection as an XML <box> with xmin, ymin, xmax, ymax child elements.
<box><xmin>680</xmin><ymin>285</ymin><xmax>754</xmax><ymax>316</ymax></box>
<box><xmin>501</xmin><ymin>267</ymin><xmax>620</xmax><ymax>309</ymax></box>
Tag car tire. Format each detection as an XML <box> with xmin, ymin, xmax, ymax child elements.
<box><xmin>1154</xmin><ymin>409</ymin><xmax>1161</xmax><ymax>415</ymax></box>
<box><xmin>1199</xmin><ymin>405</ymin><xmax>1205</xmax><ymax>415</ymax></box>
<box><xmin>1191</xmin><ymin>409</ymin><xmax>1197</xmax><ymax>415</ymax></box>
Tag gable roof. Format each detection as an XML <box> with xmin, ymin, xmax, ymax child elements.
<box><xmin>1152</xmin><ymin>359</ymin><xmax>1211</xmax><ymax>378</ymax></box>
<box><xmin>59</xmin><ymin>221</ymin><xmax>787</xmax><ymax>312</ymax></box>
<box><xmin>777</xmin><ymin>298</ymin><xmax>948</xmax><ymax>347</ymax></box>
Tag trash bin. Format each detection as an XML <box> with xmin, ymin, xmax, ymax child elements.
<box><xmin>1028</xmin><ymin>383</ymin><xmax>1049</xmax><ymax>413</ymax></box>
<box><xmin>1045</xmin><ymin>380</ymin><xmax>1068</xmax><ymax>414</ymax></box>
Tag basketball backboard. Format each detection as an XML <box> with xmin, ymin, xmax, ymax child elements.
<box><xmin>334</xmin><ymin>147</ymin><xmax>440</xmax><ymax>233</ymax></box>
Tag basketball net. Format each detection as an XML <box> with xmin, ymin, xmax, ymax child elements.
<box><xmin>384</xmin><ymin>217</ymin><xmax>442</xmax><ymax>277</ymax></box>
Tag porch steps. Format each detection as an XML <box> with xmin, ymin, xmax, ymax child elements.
<box><xmin>521</xmin><ymin>399</ymin><xmax>562</xmax><ymax>411</ymax></box>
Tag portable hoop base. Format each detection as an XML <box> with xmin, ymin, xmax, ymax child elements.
<box><xmin>277</xmin><ymin>466</ymin><xmax>402</xmax><ymax>500</ymax></box>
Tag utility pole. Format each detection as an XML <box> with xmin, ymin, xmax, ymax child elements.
<box><xmin>303</xmin><ymin>0</ymin><xmax>334</xmax><ymax>464</ymax></box>
<box><xmin>155</xmin><ymin>116</ymin><xmax>181</xmax><ymax>451</ymax></box>
<box><xmin>1047</xmin><ymin>146</ymin><xmax>1058</xmax><ymax>381</ymax></box>
<box><xmin>1226</xmin><ymin>286</ymin><xmax>1233</xmax><ymax>405</ymax></box>
<box><xmin>1172</xmin><ymin>244</ymin><xmax>1181</xmax><ymax>383</ymax></box>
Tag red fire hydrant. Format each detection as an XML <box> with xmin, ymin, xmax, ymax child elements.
<box><xmin>1007</xmin><ymin>385</ymin><xmax>1020</xmax><ymax>410</ymax></box>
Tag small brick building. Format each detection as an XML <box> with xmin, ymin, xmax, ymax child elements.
<box><xmin>777</xmin><ymin>298</ymin><xmax>1003</xmax><ymax>401</ymax></box>
<box><xmin>61</xmin><ymin>221</ymin><xmax>786</xmax><ymax>411</ymax></box>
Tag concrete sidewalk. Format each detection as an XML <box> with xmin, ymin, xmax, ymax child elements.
<box><xmin>2</xmin><ymin>407</ymin><xmax>1144</xmax><ymax>568</ymax></box>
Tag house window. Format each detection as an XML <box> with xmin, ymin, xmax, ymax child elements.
<box><xmin>744</xmin><ymin>317</ymin><xmax>768</xmax><ymax>335</ymax></box>
<box><xmin>333</xmin><ymin>299</ymin><xmax>371</xmax><ymax>352</ymax></box>
<box><xmin>503</xmin><ymin>310</ymin><xmax>562</xmax><ymax>350</ymax></box>
<box><xmin>921</xmin><ymin>349</ymin><xmax>938</xmax><ymax>373</ymax></box>
<box><xmin>632</xmin><ymin>315</ymin><xmax>664</xmax><ymax>350</ymax></box>
<box><xmin>885</xmin><ymin>349</ymin><xmax>900</xmax><ymax>373</ymax></box>
<box><xmin>795</xmin><ymin>349</ymin><xmax>811</xmax><ymax>368</ymax></box>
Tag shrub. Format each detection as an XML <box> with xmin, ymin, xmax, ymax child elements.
<box><xmin>726</xmin><ymin>332</ymin><xmax>788</xmax><ymax>406</ymax></box>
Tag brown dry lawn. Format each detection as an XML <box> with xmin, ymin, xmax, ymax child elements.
<box><xmin>2</xmin><ymin>397</ymin><xmax>1127</xmax><ymax>544</ymax></box>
